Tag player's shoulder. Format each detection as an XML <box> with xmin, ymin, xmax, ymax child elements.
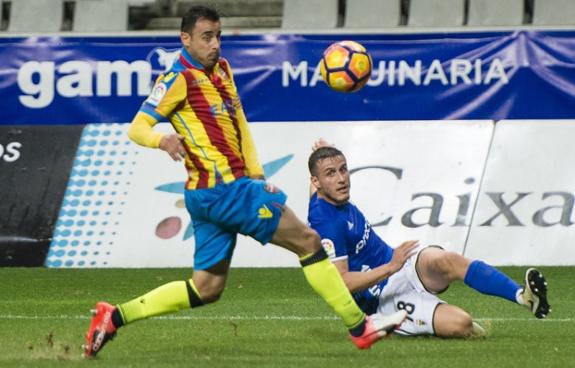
<box><xmin>309</xmin><ymin>195</ymin><xmax>346</xmax><ymax>225</ymax></box>
<box><xmin>160</xmin><ymin>70</ymin><xmax>184</xmax><ymax>85</ymax></box>
<box><xmin>346</xmin><ymin>199</ymin><xmax>366</xmax><ymax>217</ymax></box>
<box><xmin>156</xmin><ymin>56</ymin><xmax>191</xmax><ymax>85</ymax></box>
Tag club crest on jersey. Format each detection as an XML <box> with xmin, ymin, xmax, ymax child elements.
<box><xmin>321</xmin><ymin>239</ymin><xmax>336</xmax><ymax>258</ymax></box>
<box><xmin>146</xmin><ymin>83</ymin><xmax>167</xmax><ymax>107</ymax></box>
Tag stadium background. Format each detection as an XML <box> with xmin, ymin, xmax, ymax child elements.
<box><xmin>1</xmin><ymin>0</ymin><xmax>575</xmax><ymax>269</ymax></box>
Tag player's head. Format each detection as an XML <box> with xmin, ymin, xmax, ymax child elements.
<box><xmin>308</xmin><ymin>146</ymin><xmax>350</xmax><ymax>206</ymax></box>
<box><xmin>180</xmin><ymin>5</ymin><xmax>221</xmax><ymax>70</ymax></box>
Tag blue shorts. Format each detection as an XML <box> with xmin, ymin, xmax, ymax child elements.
<box><xmin>184</xmin><ymin>177</ymin><xmax>288</xmax><ymax>270</ymax></box>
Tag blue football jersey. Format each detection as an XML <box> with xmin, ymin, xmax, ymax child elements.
<box><xmin>308</xmin><ymin>192</ymin><xmax>394</xmax><ymax>315</ymax></box>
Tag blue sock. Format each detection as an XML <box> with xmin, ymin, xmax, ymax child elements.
<box><xmin>464</xmin><ymin>260</ymin><xmax>521</xmax><ymax>303</ymax></box>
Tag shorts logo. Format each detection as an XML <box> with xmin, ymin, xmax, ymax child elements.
<box><xmin>258</xmin><ymin>204</ymin><xmax>273</xmax><ymax>219</ymax></box>
<box><xmin>321</xmin><ymin>238</ymin><xmax>336</xmax><ymax>258</ymax></box>
<box><xmin>264</xmin><ymin>182</ymin><xmax>280</xmax><ymax>193</ymax></box>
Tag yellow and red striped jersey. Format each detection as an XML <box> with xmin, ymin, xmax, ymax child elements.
<box><xmin>128</xmin><ymin>47</ymin><xmax>264</xmax><ymax>190</ymax></box>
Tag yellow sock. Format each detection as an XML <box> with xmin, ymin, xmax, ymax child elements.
<box><xmin>300</xmin><ymin>252</ymin><xmax>365</xmax><ymax>329</ymax></box>
<box><xmin>118</xmin><ymin>280</ymin><xmax>201</xmax><ymax>324</ymax></box>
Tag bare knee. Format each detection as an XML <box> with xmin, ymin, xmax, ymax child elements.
<box><xmin>429</xmin><ymin>250</ymin><xmax>470</xmax><ymax>282</ymax></box>
<box><xmin>448</xmin><ymin>311</ymin><xmax>473</xmax><ymax>338</ymax></box>
<box><xmin>191</xmin><ymin>264</ymin><xmax>229</xmax><ymax>305</ymax></box>
<box><xmin>193</xmin><ymin>283</ymin><xmax>225</xmax><ymax>304</ymax></box>
<box><xmin>199</xmin><ymin>290</ymin><xmax>223</xmax><ymax>304</ymax></box>
<box><xmin>300</xmin><ymin>227</ymin><xmax>321</xmax><ymax>255</ymax></box>
<box><xmin>271</xmin><ymin>205</ymin><xmax>321</xmax><ymax>256</ymax></box>
<box><xmin>434</xmin><ymin>304</ymin><xmax>473</xmax><ymax>338</ymax></box>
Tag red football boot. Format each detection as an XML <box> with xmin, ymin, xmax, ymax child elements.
<box><xmin>349</xmin><ymin>310</ymin><xmax>407</xmax><ymax>350</ymax></box>
<box><xmin>83</xmin><ymin>302</ymin><xmax>118</xmax><ymax>358</ymax></box>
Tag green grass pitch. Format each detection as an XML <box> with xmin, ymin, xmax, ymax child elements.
<box><xmin>0</xmin><ymin>267</ymin><xmax>573</xmax><ymax>367</ymax></box>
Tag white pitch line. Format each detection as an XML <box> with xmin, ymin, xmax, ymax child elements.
<box><xmin>0</xmin><ymin>314</ymin><xmax>572</xmax><ymax>322</ymax></box>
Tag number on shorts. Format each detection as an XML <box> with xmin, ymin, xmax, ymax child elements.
<box><xmin>397</xmin><ymin>301</ymin><xmax>415</xmax><ymax>315</ymax></box>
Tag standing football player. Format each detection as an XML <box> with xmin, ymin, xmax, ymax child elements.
<box><xmin>82</xmin><ymin>5</ymin><xmax>408</xmax><ymax>357</ymax></box>
<box><xmin>307</xmin><ymin>139</ymin><xmax>550</xmax><ymax>337</ymax></box>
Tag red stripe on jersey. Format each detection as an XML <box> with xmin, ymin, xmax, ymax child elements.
<box><xmin>214</xmin><ymin>60</ymin><xmax>243</xmax><ymax>159</ymax></box>
<box><xmin>179</xmin><ymin>54</ymin><xmax>196</xmax><ymax>70</ymax></box>
<box><xmin>181</xmin><ymin>69</ymin><xmax>245</xmax><ymax>179</ymax></box>
<box><xmin>182</xmin><ymin>140</ymin><xmax>209</xmax><ymax>189</ymax></box>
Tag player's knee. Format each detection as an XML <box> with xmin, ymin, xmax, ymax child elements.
<box><xmin>435</xmin><ymin>305</ymin><xmax>473</xmax><ymax>338</ymax></box>
<box><xmin>199</xmin><ymin>289</ymin><xmax>223</xmax><ymax>304</ymax></box>
<box><xmin>301</xmin><ymin>227</ymin><xmax>321</xmax><ymax>254</ymax></box>
<box><xmin>194</xmin><ymin>283</ymin><xmax>226</xmax><ymax>305</ymax></box>
<box><xmin>448</xmin><ymin>311</ymin><xmax>473</xmax><ymax>338</ymax></box>
<box><xmin>435</xmin><ymin>252</ymin><xmax>469</xmax><ymax>281</ymax></box>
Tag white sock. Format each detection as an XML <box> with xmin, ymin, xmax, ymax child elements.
<box><xmin>515</xmin><ymin>288</ymin><xmax>526</xmax><ymax>305</ymax></box>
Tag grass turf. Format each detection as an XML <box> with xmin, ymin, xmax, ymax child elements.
<box><xmin>0</xmin><ymin>267</ymin><xmax>572</xmax><ymax>367</ymax></box>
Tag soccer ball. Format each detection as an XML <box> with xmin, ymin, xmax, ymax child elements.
<box><xmin>320</xmin><ymin>40</ymin><xmax>372</xmax><ymax>93</ymax></box>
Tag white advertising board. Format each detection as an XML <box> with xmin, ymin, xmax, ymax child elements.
<box><xmin>465</xmin><ymin>120</ymin><xmax>575</xmax><ymax>265</ymax></box>
<box><xmin>47</xmin><ymin>120</ymin><xmax>493</xmax><ymax>268</ymax></box>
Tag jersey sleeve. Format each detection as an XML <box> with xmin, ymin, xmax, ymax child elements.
<box><xmin>139</xmin><ymin>72</ymin><xmax>186</xmax><ymax>122</ymax></box>
<box><xmin>127</xmin><ymin>112</ymin><xmax>164</xmax><ymax>148</ymax></box>
<box><xmin>312</xmin><ymin>218</ymin><xmax>349</xmax><ymax>262</ymax></box>
<box><xmin>128</xmin><ymin>72</ymin><xmax>187</xmax><ymax>148</ymax></box>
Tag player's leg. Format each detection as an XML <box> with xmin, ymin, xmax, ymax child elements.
<box><xmin>417</xmin><ymin>246</ymin><xmax>521</xmax><ymax>301</ymax></box>
<box><xmin>416</xmin><ymin>247</ymin><xmax>550</xmax><ymax>318</ymax></box>
<box><xmin>83</xmin><ymin>211</ymin><xmax>235</xmax><ymax>357</ymax></box>
<box><xmin>226</xmin><ymin>178</ymin><xmax>402</xmax><ymax>348</ymax></box>
<box><xmin>379</xmin><ymin>249</ymin><xmax>482</xmax><ymax>338</ymax></box>
<box><xmin>222</xmin><ymin>178</ymin><xmax>367</xmax><ymax>330</ymax></box>
<box><xmin>117</xmin><ymin>260</ymin><xmax>230</xmax><ymax>325</ymax></box>
<box><xmin>378</xmin><ymin>258</ymin><xmax>444</xmax><ymax>337</ymax></box>
<box><xmin>414</xmin><ymin>246</ymin><xmax>470</xmax><ymax>293</ymax></box>
<box><xmin>115</xmin><ymin>218</ymin><xmax>235</xmax><ymax>324</ymax></box>
<box><xmin>432</xmin><ymin>304</ymin><xmax>474</xmax><ymax>338</ymax></box>
<box><xmin>83</xmin><ymin>261</ymin><xmax>229</xmax><ymax>358</ymax></box>
<box><xmin>270</xmin><ymin>206</ymin><xmax>366</xmax><ymax>328</ymax></box>
<box><xmin>271</xmin><ymin>205</ymin><xmax>401</xmax><ymax>348</ymax></box>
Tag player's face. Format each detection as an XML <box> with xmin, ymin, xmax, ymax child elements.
<box><xmin>180</xmin><ymin>18</ymin><xmax>221</xmax><ymax>70</ymax></box>
<box><xmin>312</xmin><ymin>155</ymin><xmax>350</xmax><ymax>206</ymax></box>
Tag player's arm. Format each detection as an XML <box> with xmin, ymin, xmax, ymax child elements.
<box><xmin>311</xmin><ymin>218</ymin><xmax>415</xmax><ymax>292</ymax></box>
<box><xmin>333</xmin><ymin>240</ymin><xmax>419</xmax><ymax>293</ymax></box>
<box><xmin>235</xmin><ymin>107</ymin><xmax>265</xmax><ymax>179</ymax></box>
<box><xmin>127</xmin><ymin>73</ymin><xmax>187</xmax><ymax>161</ymax></box>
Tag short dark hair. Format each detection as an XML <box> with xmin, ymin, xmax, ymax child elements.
<box><xmin>181</xmin><ymin>5</ymin><xmax>220</xmax><ymax>33</ymax></box>
<box><xmin>308</xmin><ymin>146</ymin><xmax>345</xmax><ymax>176</ymax></box>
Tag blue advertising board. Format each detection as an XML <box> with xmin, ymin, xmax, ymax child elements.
<box><xmin>1</xmin><ymin>31</ymin><xmax>575</xmax><ymax>124</ymax></box>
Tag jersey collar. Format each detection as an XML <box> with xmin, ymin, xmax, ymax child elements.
<box><xmin>179</xmin><ymin>47</ymin><xmax>205</xmax><ymax>70</ymax></box>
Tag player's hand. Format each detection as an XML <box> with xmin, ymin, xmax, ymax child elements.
<box><xmin>388</xmin><ymin>240</ymin><xmax>419</xmax><ymax>274</ymax></box>
<box><xmin>312</xmin><ymin>138</ymin><xmax>333</xmax><ymax>152</ymax></box>
<box><xmin>159</xmin><ymin>133</ymin><xmax>186</xmax><ymax>161</ymax></box>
